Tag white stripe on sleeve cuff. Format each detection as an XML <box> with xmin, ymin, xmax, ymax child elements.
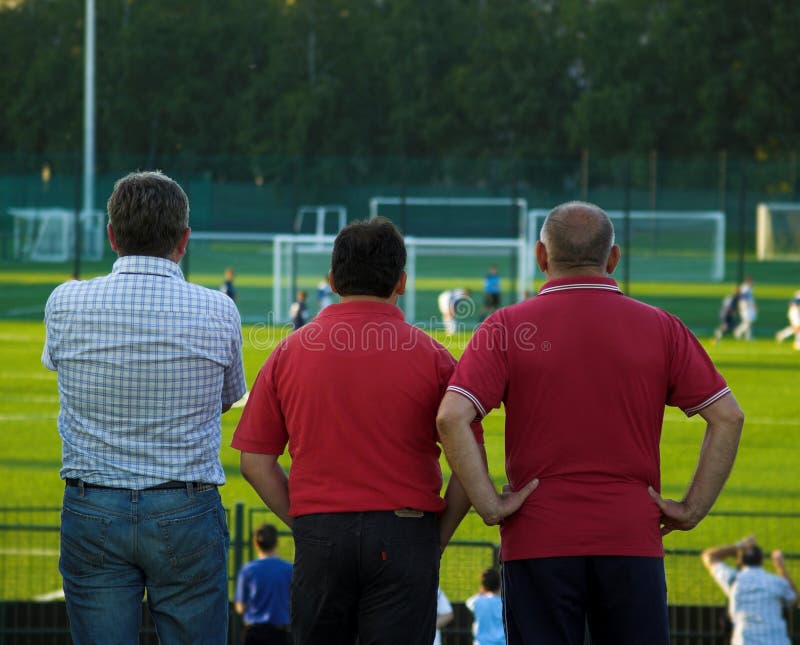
<box><xmin>684</xmin><ymin>386</ymin><xmax>731</xmax><ymax>416</ymax></box>
<box><xmin>446</xmin><ymin>385</ymin><xmax>488</xmax><ymax>420</ymax></box>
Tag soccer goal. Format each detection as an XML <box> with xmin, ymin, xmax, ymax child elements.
<box><xmin>756</xmin><ymin>202</ymin><xmax>800</xmax><ymax>260</ymax></box>
<box><xmin>273</xmin><ymin>234</ymin><xmax>531</xmax><ymax>325</ymax></box>
<box><xmin>293</xmin><ymin>205</ymin><xmax>347</xmax><ymax>236</ymax></box>
<box><xmin>527</xmin><ymin>209</ymin><xmax>726</xmax><ymax>282</ymax></box>
<box><xmin>8</xmin><ymin>208</ymin><xmax>106</xmax><ymax>262</ymax></box>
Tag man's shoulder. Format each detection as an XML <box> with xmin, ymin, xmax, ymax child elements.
<box><xmin>183</xmin><ymin>281</ymin><xmax>241</xmax><ymax>316</ymax></box>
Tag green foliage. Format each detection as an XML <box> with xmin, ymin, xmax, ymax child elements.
<box><xmin>2</xmin><ymin>0</ymin><xmax>800</xmax><ymax>160</ymax></box>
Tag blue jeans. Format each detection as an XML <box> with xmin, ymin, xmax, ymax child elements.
<box><xmin>60</xmin><ymin>482</ymin><xmax>230</xmax><ymax>645</ymax></box>
<box><xmin>291</xmin><ymin>511</ymin><xmax>440</xmax><ymax>645</ymax></box>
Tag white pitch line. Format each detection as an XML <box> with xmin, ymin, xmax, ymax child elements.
<box><xmin>0</xmin><ymin>548</ymin><xmax>60</xmax><ymax>556</ymax></box>
<box><xmin>0</xmin><ymin>414</ymin><xmax>58</xmax><ymax>421</ymax></box>
<box><xmin>33</xmin><ymin>589</ymin><xmax>65</xmax><ymax>601</ymax></box>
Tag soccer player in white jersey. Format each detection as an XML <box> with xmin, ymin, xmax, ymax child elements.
<box><xmin>775</xmin><ymin>290</ymin><xmax>800</xmax><ymax>350</ymax></box>
<box><xmin>437</xmin><ymin>288</ymin><xmax>471</xmax><ymax>335</ymax></box>
<box><xmin>733</xmin><ymin>277</ymin><xmax>757</xmax><ymax>341</ymax></box>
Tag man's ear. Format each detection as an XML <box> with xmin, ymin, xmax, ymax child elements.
<box><xmin>107</xmin><ymin>224</ymin><xmax>118</xmax><ymax>251</ymax></box>
<box><xmin>328</xmin><ymin>270</ymin><xmax>339</xmax><ymax>294</ymax></box>
<box><xmin>395</xmin><ymin>271</ymin><xmax>407</xmax><ymax>296</ymax></box>
<box><xmin>177</xmin><ymin>227</ymin><xmax>191</xmax><ymax>254</ymax></box>
<box><xmin>606</xmin><ymin>244</ymin><xmax>621</xmax><ymax>275</ymax></box>
<box><xmin>535</xmin><ymin>241</ymin><xmax>548</xmax><ymax>273</ymax></box>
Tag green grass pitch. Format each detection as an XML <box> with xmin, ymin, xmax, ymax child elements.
<box><xmin>1</xmin><ymin>314</ymin><xmax>799</xmax><ymax>605</ymax></box>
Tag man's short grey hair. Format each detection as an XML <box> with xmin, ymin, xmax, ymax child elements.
<box><xmin>540</xmin><ymin>201</ymin><xmax>615</xmax><ymax>269</ymax></box>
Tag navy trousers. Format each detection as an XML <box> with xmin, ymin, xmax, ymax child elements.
<box><xmin>503</xmin><ymin>556</ymin><xmax>669</xmax><ymax>645</ymax></box>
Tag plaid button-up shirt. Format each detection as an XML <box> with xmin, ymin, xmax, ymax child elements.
<box><xmin>43</xmin><ymin>255</ymin><xmax>246</xmax><ymax>489</ymax></box>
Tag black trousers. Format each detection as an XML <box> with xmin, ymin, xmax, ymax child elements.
<box><xmin>243</xmin><ymin>622</ymin><xmax>291</xmax><ymax>645</ymax></box>
<box><xmin>503</xmin><ymin>556</ymin><xmax>669</xmax><ymax>645</ymax></box>
<box><xmin>291</xmin><ymin>511</ymin><xmax>440</xmax><ymax>645</ymax></box>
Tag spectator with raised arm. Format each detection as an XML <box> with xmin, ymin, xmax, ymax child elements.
<box><xmin>702</xmin><ymin>535</ymin><xmax>797</xmax><ymax>645</ymax></box>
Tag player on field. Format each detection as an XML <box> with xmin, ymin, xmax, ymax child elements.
<box><xmin>316</xmin><ymin>275</ymin><xmax>333</xmax><ymax>312</ymax></box>
<box><xmin>438</xmin><ymin>287</ymin><xmax>471</xmax><ymax>335</ymax></box>
<box><xmin>480</xmin><ymin>264</ymin><xmax>502</xmax><ymax>321</ymax></box>
<box><xmin>733</xmin><ymin>277</ymin><xmax>757</xmax><ymax>341</ymax></box>
<box><xmin>712</xmin><ymin>287</ymin><xmax>740</xmax><ymax>344</ymax></box>
<box><xmin>437</xmin><ymin>201</ymin><xmax>743</xmax><ymax>644</ymax></box>
<box><xmin>775</xmin><ymin>290</ymin><xmax>800</xmax><ymax>350</ymax></box>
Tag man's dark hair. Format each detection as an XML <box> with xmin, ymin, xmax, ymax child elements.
<box><xmin>540</xmin><ymin>201</ymin><xmax>615</xmax><ymax>270</ymax></box>
<box><xmin>331</xmin><ymin>217</ymin><xmax>406</xmax><ymax>298</ymax></box>
<box><xmin>254</xmin><ymin>524</ymin><xmax>278</xmax><ymax>553</ymax></box>
<box><xmin>481</xmin><ymin>567</ymin><xmax>501</xmax><ymax>593</ymax></box>
<box><xmin>740</xmin><ymin>544</ymin><xmax>764</xmax><ymax>567</ymax></box>
<box><xmin>107</xmin><ymin>170</ymin><xmax>189</xmax><ymax>257</ymax></box>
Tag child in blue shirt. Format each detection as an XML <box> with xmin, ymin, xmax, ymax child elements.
<box><xmin>466</xmin><ymin>568</ymin><xmax>505</xmax><ymax>645</ymax></box>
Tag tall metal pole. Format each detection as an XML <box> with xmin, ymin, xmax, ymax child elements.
<box><xmin>83</xmin><ymin>0</ymin><xmax>95</xmax><ymax>218</ymax></box>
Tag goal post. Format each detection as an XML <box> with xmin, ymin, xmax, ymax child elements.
<box><xmin>756</xmin><ymin>202</ymin><xmax>800</xmax><ymax>260</ymax></box>
<box><xmin>528</xmin><ymin>209</ymin><xmax>726</xmax><ymax>282</ymax></box>
<box><xmin>274</xmin><ymin>234</ymin><xmax>531</xmax><ymax>325</ymax></box>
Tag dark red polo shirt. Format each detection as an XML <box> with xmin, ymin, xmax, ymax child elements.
<box><xmin>232</xmin><ymin>301</ymin><xmax>483</xmax><ymax>517</ymax></box>
<box><xmin>447</xmin><ymin>276</ymin><xmax>729</xmax><ymax>561</ymax></box>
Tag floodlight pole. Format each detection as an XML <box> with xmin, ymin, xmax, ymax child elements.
<box><xmin>83</xmin><ymin>0</ymin><xmax>96</xmax><ymax>223</ymax></box>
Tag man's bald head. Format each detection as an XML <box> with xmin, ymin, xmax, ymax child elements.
<box><xmin>539</xmin><ymin>201</ymin><xmax>616</xmax><ymax>273</ymax></box>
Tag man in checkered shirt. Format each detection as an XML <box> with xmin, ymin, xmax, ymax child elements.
<box><xmin>43</xmin><ymin>171</ymin><xmax>246</xmax><ymax>644</ymax></box>
<box><xmin>702</xmin><ymin>535</ymin><xmax>798</xmax><ymax>644</ymax></box>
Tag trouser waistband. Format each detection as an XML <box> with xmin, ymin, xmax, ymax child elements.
<box><xmin>65</xmin><ymin>478</ymin><xmax>216</xmax><ymax>492</ymax></box>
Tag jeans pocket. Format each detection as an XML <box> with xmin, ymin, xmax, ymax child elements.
<box><xmin>157</xmin><ymin>506</ymin><xmax>226</xmax><ymax>583</ymax></box>
<box><xmin>59</xmin><ymin>506</ymin><xmax>112</xmax><ymax>576</ymax></box>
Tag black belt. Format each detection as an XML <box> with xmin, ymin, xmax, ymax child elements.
<box><xmin>65</xmin><ymin>478</ymin><xmax>216</xmax><ymax>491</ymax></box>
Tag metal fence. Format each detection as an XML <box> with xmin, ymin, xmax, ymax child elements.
<box><xmin>1</xmin><ymin>504</ymin><xmax>798</xmax><ymax>643</ymax></box>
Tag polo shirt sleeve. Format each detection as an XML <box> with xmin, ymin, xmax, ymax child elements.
<box><xmin>665</xmin><ymin>315</ymin><xmax>730</xmax><ymax>417</ymax></box>
<box><xmin>231</xmin><ymin>349</ymin><xmax>289</xmax><ymax>455</ymax></box>
<box><xmin>446</xmin><ymin>316</ymin><xmax>508</xmax><ymax>420</ymax></box>
<box><xmin>436</xmin><ymin>343</ymin><xmax>484</xmax><ymax>444</ymax></box>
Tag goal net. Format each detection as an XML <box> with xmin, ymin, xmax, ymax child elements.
<box><xmin>756</xmin><ymin>203</ymin><xmax>800</xmax><ymax>260</ymax></box>
<box><xmin>8</xmin><ymin>208</ymin><xmax>106</xmax><ymax>262</ymax></box>
<box><xmin>273</xmin><ymin>234</ymin><xmax>530</xmax><ymax>327</ymax></box>
<box><xmin>528</xmin><ymin>209</ymin><xmax>726</xmax><ymax>282</ymax></box>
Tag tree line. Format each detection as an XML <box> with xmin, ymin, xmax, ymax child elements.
<box><xmin>1</xmin><ymin>0</ymin><xmax>799</xmax><ymax>170</ymax></box>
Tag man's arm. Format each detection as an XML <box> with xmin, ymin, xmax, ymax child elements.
<box><xmin>240</xmin><ymin>452</ymin><xmax>293</xmax><ymax>529</ymax></box>
<box><xmin>772</xmin><ymin>550</ymin><xmax>799</xmax><ymax>605</ymax></box>
<box><xmin>700</xmin><ymin>535</ymin><xmax>754</xmax><ymax>572</ymax></box>
<box><xmin>436</xmin><ymin>392</ymin><xmax>538</xmax><ymax>526</ymax></box>
<box><xmin>234</xmin><ymin>601</ymin><xmax>245</xmax><ymax>615</ymax></box>
<box><xmin>649</xmin><ymin>392</ymin><xmax>744</xmax><ymax>535</ymax></box>
<box><xmin>439</xmin><ymin>465</ymin><xmax>478</xmax><ymax>551</ymax></box>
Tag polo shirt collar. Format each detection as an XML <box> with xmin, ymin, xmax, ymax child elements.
<box><xmin>111</xmin><ymin>255</ymin><xmax>185</xmax><ymax>280</ymax></box>
<box><xmin>318</xmin><ymin>300</ymin><xmax>405</xmax><ymax>320</ymax></box>
<box><xmin>538</xmin><ymin>276</ymin><xmax>622</xmax><ymax>296</ymax></box>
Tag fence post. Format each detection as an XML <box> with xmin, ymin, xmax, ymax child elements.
<box><xmin>231</xmin><ymin>502</ymin><xmax>245</xmax><ymax>645</ymax></box>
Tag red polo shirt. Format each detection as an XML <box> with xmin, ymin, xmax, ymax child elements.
<box><xmin>232</xmin><ymin>301</ymin><xmax>482</xmax><ymax>517</ymax></box>
<box><xmin>448</xmin><ymin>277</ymin><xmax>729</xmax><ymax>561</ymax></box>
